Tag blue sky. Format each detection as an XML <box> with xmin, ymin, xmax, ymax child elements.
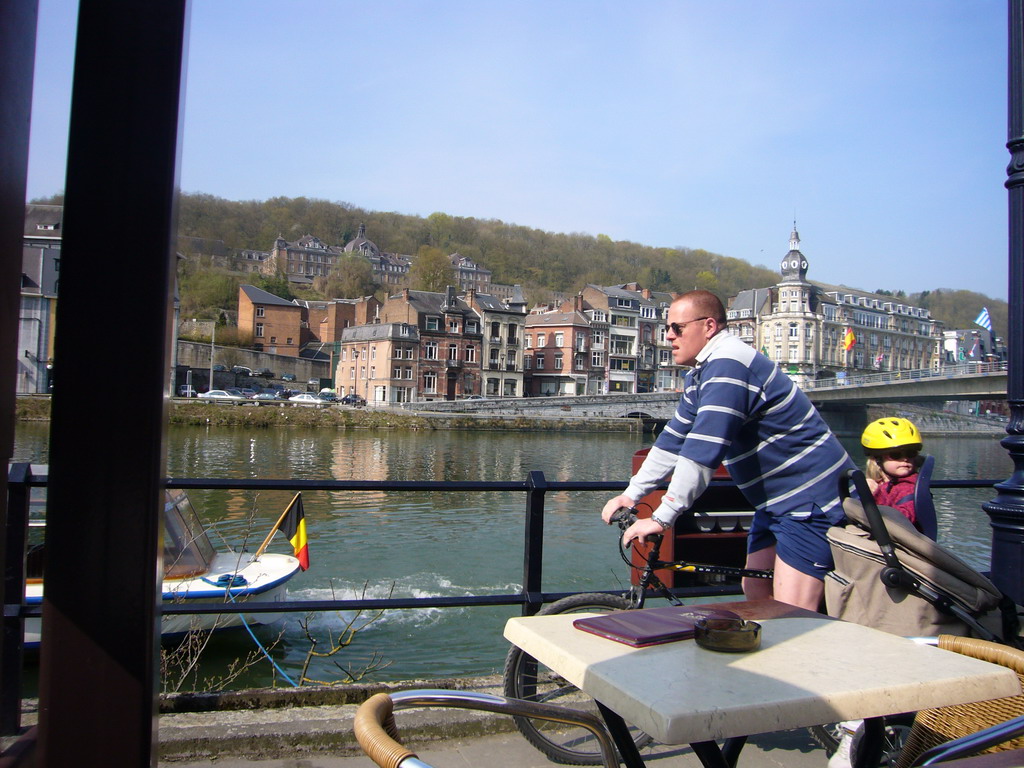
<box><xmin>27</xmin><ymin>1</ymin><xmax>1010</xmax><ymax>300</ymax></box>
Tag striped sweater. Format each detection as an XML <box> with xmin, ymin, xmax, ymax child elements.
<box><xmin>627</xmin><ymin>333</ymin><xmax>854</xmax><ymax>524</ymax></box>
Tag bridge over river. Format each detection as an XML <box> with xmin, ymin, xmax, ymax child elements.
<box><xmin>404</xmin><ymin>361</ymin><xmax>1007</xmax><ymax>434</ymax></box>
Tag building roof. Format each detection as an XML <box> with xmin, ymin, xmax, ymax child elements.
<box><xmin>341</xmin><ymin>322</ymin><xmax>420</xmax><ymax>342</ymax></box>
<box><xmin>526</xmin><ymin>311</ymin><xmax>590</xmax><ymax>328</ymax></box>
<box><xmin>343</xmin><ymin>223</ymin><xmax>381</xmax><ymax>258</ymax></box>
<box><xmin>239</xmin><ymin>284</ymin><xmax>298</xmax><ymax>307</ymax></box>
<box><xmin>23</xmin><ymin>204</ymin><xmax>63</xmax><ymax>239</ymax></box>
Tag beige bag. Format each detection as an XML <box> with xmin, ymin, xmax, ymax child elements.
<box><xmin>825</xmin><ymin>496</ymin><xmax>1007</xmax><ymax>639</ymax></box>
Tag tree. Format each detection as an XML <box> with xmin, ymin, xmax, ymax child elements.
<box><xmin>254</xmin><ymin>273</ymin><xmax>293</xmax><ymax>301</ymax></box>
<box><xmin>317</xmin><ymin>255</ymin><xmax>375</xmax><ymax>298</ymax></box>
<box><xmin>409</xmin><ymin>246</ymin><xmax>455</xmax><ymax>292</ymax></box>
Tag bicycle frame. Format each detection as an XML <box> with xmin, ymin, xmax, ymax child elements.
<box><xmin>613</xmin><ymin>508</ymin><xmax>773</xmax><ymax>609</ymax></box>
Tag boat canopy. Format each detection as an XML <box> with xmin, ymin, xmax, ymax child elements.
<box><xmin>163</xmin><ymin>489</ymin><xmax>217</xmax><ymax>579</ymax></box>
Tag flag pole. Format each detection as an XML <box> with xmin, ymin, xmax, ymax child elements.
<box><xmin>253</xmin><ymin>492</ymin><xmax>301</xmax><ymax>560</ymax></box>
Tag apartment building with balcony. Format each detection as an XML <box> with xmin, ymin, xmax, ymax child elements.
<box><xmin>570</xmin><ymin>283</ymin><xmax>679</xmax><ymax>393</ymax></box>
<box><xmin>335</xmin><ymin>322</ymin><xmax>420</xmax><ymax>404</ymax></box>
<box><xmin>462</xmin><ymin>286</ymin><xmax>527</xmax><ymax>397</ymax></box>
<box><xmin>726</xmin><ymin>226</ymin><xmax>942</xmax><ymax>386</ymax></box>
<box><xmin>524</xmin><ymin>296</ymin><xmax>601</xmax><ymax>396</ymax></box>
<box><xmin>378</xmin><ymin>286</ymin><xmax>483</xmax><ymax>400</ymax></box>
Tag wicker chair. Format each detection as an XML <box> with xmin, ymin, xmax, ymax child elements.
<box><xmin>353</xmin><ymin>688</ymin><xmax>619</xmax><ymax>768</ymax></box>
<box><xmin>895</xmin><ymin>635</ymin><xmax>1024</xmax><ymax>768</ymax></box>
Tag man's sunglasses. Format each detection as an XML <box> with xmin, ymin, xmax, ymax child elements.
<box><xmin>665</xmin><ymin>317</ymin><xmax>709</xmax><ymax>335</ymax></box>
<box><xmin>882</xmin><ymin>448</ymin><xmax>919</xmax><ymax>461</ymax></box>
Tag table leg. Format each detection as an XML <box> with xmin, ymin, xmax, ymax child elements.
<box><xmin>595</xmin><ymin>701</ymin><xmax>649</xmax><ymax>768</ymax></box>
<box><xmin>852</xmin><ymin>717</ymin><xmax>884</xmax><ymax>768</ymax></box>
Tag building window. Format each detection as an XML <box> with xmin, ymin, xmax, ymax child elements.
<box><xmin>525</xmin><ymin>334</ymin><xmax>533</xmax><ymax>349</ymax></box>
<box><xmin>448</xmin><ymin>344</ymin><xmax>459</xmax><ymax>361</ymax></box>
<box><xmin>536</xmin><ymin>354</ymin><xmax>545</xmax><ymax>369</ymax></box>
<box><xmin>426</xmin><ymin>316</ymin><xmax>441</xmax><ymax>331</ymax></box>
<box><xmin>424</xmin><ymin>371</ymin><xmax>437</xmax><ymax>393</ymax></box>
<box><xmin>610</xmin><ymin>334</ymin><xmax>632</xmax><ymax>355</ymax></box>
<box><xmin>256</xmin><ymin>306</ymin><xmax>265</xmax><ymax>317</ymax></box>
<box><xmin>255</xmin><ymin>323</ymin><xmax>264</xmax><ymax>337</ymax></box>
<box><xmin>538</xmin><ymin>333</ymin><xmax>546</xmax><ymax>347</ymax></box>
<box><xmin>465</xmin><ymin>345</ymin><xmax>476</xmax><ymax>363</ymax></box>
<box><xmin>425</xmin><ymin>341</ymin><xmax>438</xmax><ymax>360</ymax></box>
<box><xmin>554</xmin><ymin>354</ymin><xmax>563</xmax><ymax>370</ymax></box>
<box><xmin>448</xmin><ymin>319</ymin><xmax>459</xmax><ymax>333</ymax></box>
<box><xmin>555</xmin><ymin>332</ymin><xmax>564</xmax><ymax>347</ymax></box>
<box><xmin>287</xmin><ymin>337</ymin><xmax>293</xmax><ymax>345</ymax></box>
<box><xmin>592</xmin><ymin>351</ymin><xmax>604</xmax><ymax>367</ymax></box>
<box><xmin>270</xmin><ymin>336</ymin><xmax>276</xmax><ymax>344</ymax></box>
<box><xmin>466</xmin><ymin>320</ymin><xmax>479</xmax><ymax>334</ymax></box>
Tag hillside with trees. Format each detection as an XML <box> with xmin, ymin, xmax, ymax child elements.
<box><xmin>30</xmin><ymin>191</ymin><xmax>1009</xmax><ymax>337</ymax></box>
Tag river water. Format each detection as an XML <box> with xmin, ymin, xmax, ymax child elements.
<box><xmin>12</xmin><ymin>421</ymin><xmax>1014</xmax><ymax>691</ymax></box>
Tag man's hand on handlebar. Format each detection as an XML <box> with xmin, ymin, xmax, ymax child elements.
<box><xmin>601</xmin><ymin>496</ymin><xmax>665</xmax><ymax>547</ymax></box>
<box><xmin>601</xmin><ymin>494</ymin><xmax>636</xmax><ymax>524</ymax></box>
<box><xmin>620</xmin><ymin>517</ymin><xmax>666</xmax><ymax>547</ymax></box>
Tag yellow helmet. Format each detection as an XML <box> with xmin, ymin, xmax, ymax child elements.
<box><xmin>861</xmin><ymin>417</ymin><xmax>922</xmax><ymax>453</ymax></box>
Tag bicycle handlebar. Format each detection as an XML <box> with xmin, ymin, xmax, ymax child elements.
<box><xmin>609</xmin><ymin>507</ymin><xmax>638</xmax><ymax>527</ymax></box>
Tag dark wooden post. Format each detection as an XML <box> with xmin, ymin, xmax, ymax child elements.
<box><xmin>35</xmin><ymin>1</ymin><xmax>188</xmax><ymax>766</ymax></box>
<box><xmin>984</xmin><ymin>0</ymin><xmax>1024</xmax><ymax>603</ymax></box>
<box><xmin>0</xmin><ymin>2</ymin><xmax>38</xmax><ymax>737</ymax></box>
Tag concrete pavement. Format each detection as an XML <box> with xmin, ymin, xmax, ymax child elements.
<box><xmin>147</xmin><ymin>676</ymin><xmax>830</xmax><ymax>767</ymax></box>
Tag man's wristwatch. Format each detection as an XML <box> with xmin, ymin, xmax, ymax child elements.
<box><xmin>651</xmin><ymin>517</ymin><xmax>672</xmax><ymax>531</ymax></box>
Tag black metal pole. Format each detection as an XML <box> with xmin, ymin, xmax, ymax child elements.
<box><xmin>522</xmin><ymin>470</ymin><xmax>548</xmax><ymax>615</ymax></box>
<box><xmin>984</xmin><ymin>0</ymin><xmax>1024</xmax><ymax>603</ymax></box>
<box><xmin>35</xmin><ymin>2</ymin><xmax>188</xmax><ymax>766</ymax></box>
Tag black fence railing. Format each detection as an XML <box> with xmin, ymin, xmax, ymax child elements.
<box><xmin>0</xmin><ymin>464</ymin><xmax>1003</xmax><ymax>735</ymax></box>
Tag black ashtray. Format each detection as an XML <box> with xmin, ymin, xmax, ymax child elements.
<box><xmin>693</xmin><ymin>617</ymin><xmax>762</xmax><ymax>653</ymax></box>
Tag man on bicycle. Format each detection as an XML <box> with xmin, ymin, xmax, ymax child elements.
<box><xmin>602</xmin><ymin>290</ymin><xmax>854</xmax><ymax>611</ymax></box>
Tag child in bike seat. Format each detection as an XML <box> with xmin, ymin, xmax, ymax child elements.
<box><xmin>861</xmin><ymin>417</ymin><xmax>924</xmax><ymax>532</ymax></box>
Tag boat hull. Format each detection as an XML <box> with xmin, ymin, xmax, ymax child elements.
<box><xmin>23</xmin><ymin>552</ymin><xmax>301</xmax><ymax>648</ymax></box>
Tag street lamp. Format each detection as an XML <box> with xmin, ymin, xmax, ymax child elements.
<box><xmin>209</xmin><ymin>322</ymin><xmax>216</xmax><ymax>392</ymax></box>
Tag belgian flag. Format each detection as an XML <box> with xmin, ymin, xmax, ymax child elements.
<box><xmin>282</xmin><ymin>494</ymin><xmax>310</xmax><ymax>570</ymax></box>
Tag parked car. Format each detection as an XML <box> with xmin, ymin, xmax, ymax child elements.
<box><xmin>177</xmin><ymin>385</ymin><xmax>197</xmax><ymax>398</ymax></box>
<box><xmin>465</xmin><ymin>394</ymin><xmax>485</xmax><ymax>400</ymax></box>
<box><xmin>289</xmin><ymin>393</ymin><xmax>324</xmax><ymax>407</ymax></box>
<box><xmin>212</xmin><ymin>364</ymin><xmax>228</xmax><ymax>372</ymax></box>
<box><xmin>240</xmin><ymin>388</ymin><xmax>258</xmax><ymax>398</ymax></box>
<box><xmin>281</xmin><ymin>373</ymin><xmax>296</xmax><ymax>382</ymax></box>
<box><xmin>253</xmin><ymin>392</ymin><xmax>278</xmax><ymax>401</ymax></box>
<box><xmin>231</xmin><ymin>365</ymin><xmax>252</xmax><ymax>375</ymax></box>
<box><xmin>200</xmin><ymin>389</ymin><xmax>244</xmax><ymax>401</ymax></box>
<box><xmin>255</xmin><ymin>368</ymin><xmax>274</xmax><ymax>378</ymax></box>
<box><xmin>225</xmin><ymin>388</ymin><xmax>245</xmax><ymax>397</ymax></box>
<box><xmin>317</xmin><ymin>389</ymin><xmax>340</xmax><ymax>402</ymax></box>
<box><xmin>340</xmin><ymin>394</ymin><xmax>366</xmax><ymax>406</ymax></box>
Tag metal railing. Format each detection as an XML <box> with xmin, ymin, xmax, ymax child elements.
<box><xmin>0</xmin><ymin>465</ymin><xmax>1004</xmax><ymax>735</ymax></box>
<box><xmin>801</xmin><ymin>361</ymin><xmax>1008</xmax><ymax>391</ymax></box>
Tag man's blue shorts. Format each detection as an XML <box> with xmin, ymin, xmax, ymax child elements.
<box><xmin>746</xmin><ymin>506</ymin><xmax>836</xmax><ymax>580</ymax></box>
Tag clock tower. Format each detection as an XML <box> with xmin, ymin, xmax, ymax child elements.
<box><xmin>780</xmin><ymin>222</ymin><xmax>809</xmax><ymax>282</ymax></box>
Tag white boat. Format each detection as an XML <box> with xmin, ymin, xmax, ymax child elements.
<box><xmin>21</xmin><ymin>484</ymin><xmax>301</xmax><ymax>648</ymax></box>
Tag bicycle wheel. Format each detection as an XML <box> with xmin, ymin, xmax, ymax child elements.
<box><xmin>809</xmin><ymin>714</ymin><xmax>915</xmax><ymax>767</ymax></box>
<box><xmin>503</xmin><ymin>592</ymin><xmax>653</xmax><ymax>765</ymax></box>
